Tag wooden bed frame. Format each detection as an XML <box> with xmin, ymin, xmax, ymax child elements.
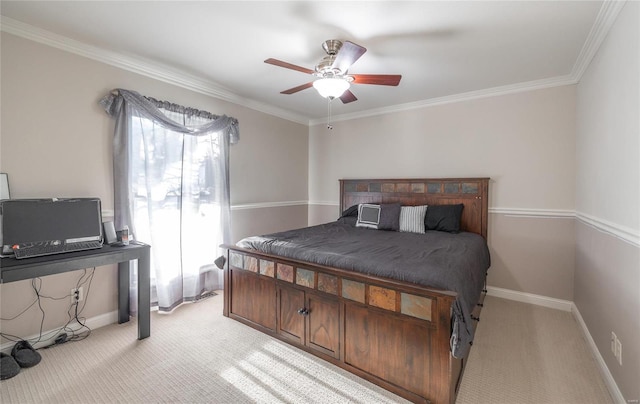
<box><xmin>223</xmin><ymin>178</ymin><xmax>489</xmax><ymax>404</ymax></box>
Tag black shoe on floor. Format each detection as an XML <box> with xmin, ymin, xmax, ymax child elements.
<box><xmin>0</xmin><ymin>353</ymin><xmax>20</xmax><ymax>380</ymax></box>
<box><xmin>11</xmin><ymin>341</ymin><xmax>41</xmax><ymax>368</ymax></box>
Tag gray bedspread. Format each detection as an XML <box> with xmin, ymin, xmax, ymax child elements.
<box><xmin>237</xmin><ymin>221</ymin><xmax>490</xmax><ymax>358</ymax></box>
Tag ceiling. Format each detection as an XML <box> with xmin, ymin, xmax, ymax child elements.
<box><xmin>1</xmin><ymin>1</ymin><xmax>608</xmax><ymax>124</ymax></box>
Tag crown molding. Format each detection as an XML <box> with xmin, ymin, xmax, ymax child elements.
<box><xmin>2</xmin><ymin>0</ymin><xmax>624</xmax><ymax>128</ymax></box>
<box><xmin>310</xmin><ymin>0</ymin><xmax>625</xmax><ymax>126</ymax></box>
<box><xmin>0</xmin><ymin>16</ymin><xmax>309</xmax><ymax>126</ymax></box>
<box><xmin>570</xmin><ymin>0</ymin><xmax>627</xmax><ymax>81</ymax></box>
<box><xmin>309</xmin><ymin>75</ymin><xmax>577</xmax><ymax>126</ymax></box>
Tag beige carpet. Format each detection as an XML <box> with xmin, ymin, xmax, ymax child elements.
<box><xmin>1</xmin><ymin>293</ymin><xmax>612</xmax><ymax>404</ymax></box>
<box><xmin>456</xmin><ymin>296</ymin><xmax>612</xmax><ymax>404</ymax></box>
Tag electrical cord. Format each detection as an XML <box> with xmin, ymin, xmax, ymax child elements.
<box><xmin>64</xmin><ymin>268</ymin><xmax>95</xmax><ymax>342</ymax></box>
<box><xmin>55</xmin><ymin>268</ymin><xmax>94</xmax><ymax>343</ymax></box>
<box><xmin>0</xmin><ymin>268</ymin><xmax>96</xmax><ymax>347</ymax></box>
<box><xmin>1</xmin><ymin>278</ymin><xmax>59</xmax><ymax>345</ymax></box>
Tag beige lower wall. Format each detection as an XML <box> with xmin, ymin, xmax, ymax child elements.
<box><xmin>0</xmin><ymin>265</ymin><xmax>118</xmax><ymax>344</ymax></box>
<box><xmin>488</xmin><ymin>213</ymin><xmax>575</xmax><ymax>300</ymax></box>
<box><xmin>574</xmin><ymin>221</ymin><xmax>639</xmax><ymax>400</ymax></box>
<box><xmin>309</xmin><ymin>204</ymin><xmax>576</xmax><ymax>300</ymax></box>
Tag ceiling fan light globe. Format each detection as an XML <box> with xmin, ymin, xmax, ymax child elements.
<box><xmin>313</xmin><ymin>78</ymin><xmax>350</xmax><ymax>98</ymax></box>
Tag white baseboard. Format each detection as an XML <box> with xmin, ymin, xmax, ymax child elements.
<box><xmin>1</xmin><ymin>310</ymin><xmax>118</xmax><ymax>353</ymax></box>
<box><xmin>571</xmin><ymin>303</ymin><xmax>626</xmax><ymax>404</ymax></box>
<box><xmin>485</xmin><ymin>286</ymin><xmax>573</xmax><ymax>311</ymax></box>
<box><xmin>486</xmin><ymin>286</ymin><xmax>624</xmax><ymax>403</ymax></box>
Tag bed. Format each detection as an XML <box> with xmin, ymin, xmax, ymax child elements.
<box><xmin>223</xmin><ymin>178</ymin><xmax>490</xmax><ymax>404</ymax></box>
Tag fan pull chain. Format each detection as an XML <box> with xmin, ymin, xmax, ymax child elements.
<box><xmin>327</xmin><ymin>97</ymin><xmax>333</xmax><ymax>130</ymax></box>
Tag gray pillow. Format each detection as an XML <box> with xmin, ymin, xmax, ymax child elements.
<box><xmin>399</xmin><ymin>205</ymin><xmax>428</xmax><ymax>234</ymax></box>
<box><xmin>378</xmin><ymin>203</ymin><xmax>401</xmax><ymax>231</ymax></box>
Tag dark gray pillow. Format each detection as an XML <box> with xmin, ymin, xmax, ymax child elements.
<box><xmin>337</xmin><ymin>216</ymin><xmax>357</xmax><ymax>226</ymax></box>
<box><xmin>337</xmin><ymin>204</ymin><xmax>359</xmax><ymax>225</ymax></box>
<box><xmin>425</xmin><ymin>204</ymin><xmax>464</xmax><ymax>233</ymax></box>
<box><xmin>378</xmin><ymin>203</ymin><xmax>401</xmax><ymax>231</ymax></box>
<box><xmin>339</xmin><ymin>204</ymin><xmax>359</xmax><ymax>218</ymax></box>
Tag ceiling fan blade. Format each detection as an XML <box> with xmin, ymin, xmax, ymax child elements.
<box><xmin>280</xmin><ymin>82</ymin><xmax>314</xmax><ymax>94</ymax></box>
<box><xmin>339</xmin><ymin>90</ymin><xmax>358</xmax><ymax>104</ymax></box>
<box><xmin>352</xmin><ymin>74</ymin><xmax>402</xmax><ymax>86</ymax></box>
<box><xmin>264</xmin><ymin>58</ymin><xmax>314</xmax><ymax>75</ymax></box>
<box><xmin>331</xmin><ymin>41</ymin><xmax>367</xmax><ymax>73</ymax></box>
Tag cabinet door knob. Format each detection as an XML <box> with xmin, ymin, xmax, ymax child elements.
<box><xmin>297</xmin><ymin>307</ymin><xmax>309</xmax><ymax>316</ymax></box>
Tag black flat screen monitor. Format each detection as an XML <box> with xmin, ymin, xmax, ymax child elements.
<box><xmin>1</xmin><ymin>198</ymin><xmax>103</xmax><ymax>255</ymax></box>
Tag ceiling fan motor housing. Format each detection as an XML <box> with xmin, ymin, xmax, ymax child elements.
<box><xmin>322</xmin><ymin>39</ymin><xmax>343</xmax><ymax>55</ymax></box>
<box><xmin>315</xmin><ymin>40</ymin><xmax>348</xmax><ymax>78</ymax></box>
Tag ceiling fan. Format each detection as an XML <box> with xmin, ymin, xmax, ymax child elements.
<box><xmin>264</xmin><ymin>39</ymin><xmax>402</xmax><ymax>104</ymax></box>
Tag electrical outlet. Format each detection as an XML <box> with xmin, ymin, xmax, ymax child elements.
<box><xmin>70</xmin><ymin>287</ymin><xmax>84</xmax><ymax>303</ymax></box>
<box><xmin>615</xmin><ymin>338</ymin><xmax>622</xmax><ymax>365</ymax></box>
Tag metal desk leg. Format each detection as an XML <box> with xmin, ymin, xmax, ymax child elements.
<box><xmin>137</xmin><ymin>247</ymin><xmax>151</xmax><ymax>339</ymax></box>
<box><xmin>117</xmin><ymin>261</ymin><xmax>130</xmax><ymax>324</ymax></box>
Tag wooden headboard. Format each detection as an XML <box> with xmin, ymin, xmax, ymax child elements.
<box><xmin>340</xmin><ymin>178</ymin><xmax>490</xmax><ymax>239</ymax></box>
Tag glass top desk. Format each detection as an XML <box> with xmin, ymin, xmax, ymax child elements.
<box><xmin>1</xmin><ymin>242</ymin><xmax>151</xmax><ymax>339</ymax></box>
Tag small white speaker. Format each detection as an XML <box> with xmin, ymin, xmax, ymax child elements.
<box><xmin>103</xmin><ymin>221</ymin><xmax>117</xmax><ymax>244</ymax></box>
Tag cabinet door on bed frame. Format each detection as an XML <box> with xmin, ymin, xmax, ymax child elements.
<box><xmin>277</xmin><ymin>285</ymin><xmax>305</xmax><ymax>344</ymax></box>
<box><xmin>277</xmin><ymin>284</ymin><xmax>340</xmax><ymax>359</ymax></box>
<box><xmin>306</xmin><ymin>292</ymin><xmax>340</xmax><ymax>359</ymax></box>
<box><xmin>344</xmin><ymin>303</ymin><xmax>432</xmax><ymax>398</ymax></box>
<box><xmin>230</xmin><ymin>269</ymin><xmax>276</xmax><ymax>331</ymax></box>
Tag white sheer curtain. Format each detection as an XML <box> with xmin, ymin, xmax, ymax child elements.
<box><xmin>101</xmin><ymin>89</ymin><xmax>238</xmax><ymax>313</ymax></box>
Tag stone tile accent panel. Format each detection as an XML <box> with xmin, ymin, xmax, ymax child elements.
<box><xmin>277</xmin><ymin>263</ymin><xmax>294</xmax><ymax>283</ymax></box>
<box><xmin>342</xmin><ymin>279</ymin><xmax>365</xmax><ymax>303</ymax></box>
<box><xmin>401</xmin><ymin>293</ymin><xmax>432</xmax><ymax>321</ymax></box>
<box><xmin>369</xmin><ymin>285</ymin><xmax>397</xmax><ymax>311</ymax></box>
<box><xmin>317</xmin><ymin>273</ymin><xmax>338</xmax><ymax>295</ymax></box>
<box><xmin>245</xmin><ymin>256</ymin><xmax>258</xmax><ymax>273</ymax></box>
<box><xmin>260</xmin><ymin>259</ymin><xmax>275</xmax><ymax>277</ymax></box>
<box><xmin>296</xmin><ymin>268</ymin><xmax>315</xmax><ymax>288</ymax></box>
<box><xmin>230</xmin><ymin>252</ymin><xmax>243</xmax><ymax>269</ymax></box>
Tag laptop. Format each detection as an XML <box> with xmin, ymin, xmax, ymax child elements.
<box><xmin>1</xmin><ymin>198</ymin><xmax>104</xmax><ymax>259</ymax></box>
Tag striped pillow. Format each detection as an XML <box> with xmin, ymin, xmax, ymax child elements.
<box><xmin>399</xmin><ymin>205</ymin><xmax>428</xmax><ymax>234</ymax></box>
